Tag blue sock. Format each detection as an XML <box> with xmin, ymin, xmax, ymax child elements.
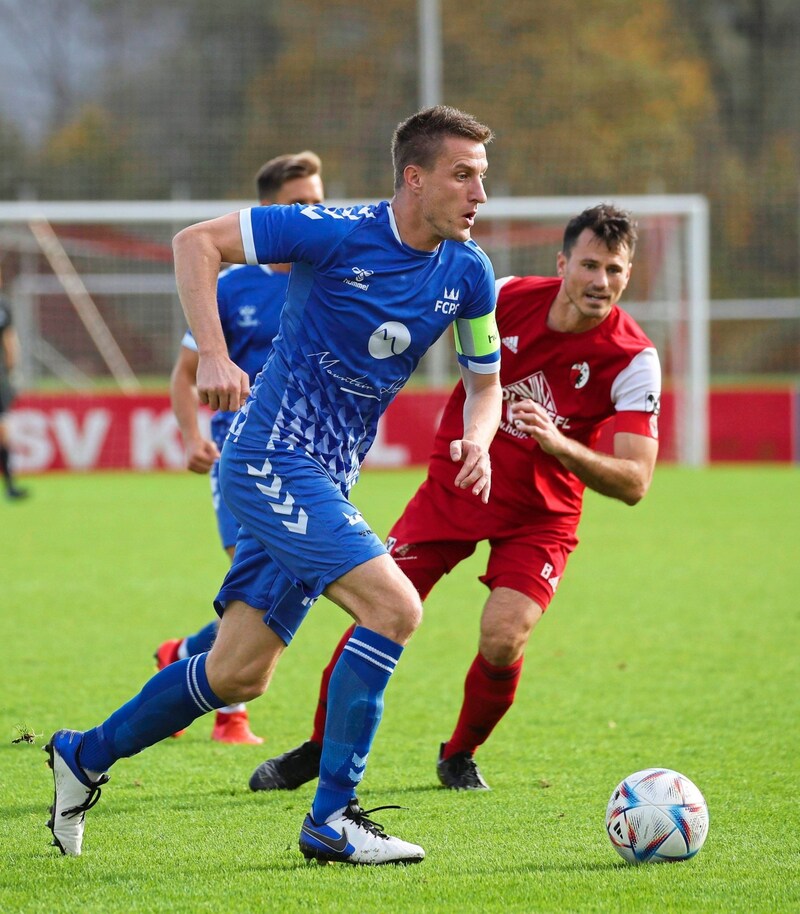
<box><xmin>79</xmin><ymin>653</ymin><xmax>225</xmax><ymax>772</ymax></box>
<box><xmin>184</xmin><ymin>621</ymin><xmax>218</xmax><ymax>656</ymax></box>
<box><xmin>311</xmin><ymin>626</ymin><xmax>403</xmax><ymax>823</ymax></box>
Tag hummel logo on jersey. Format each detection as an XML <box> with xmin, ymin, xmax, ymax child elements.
<box><xmin>344</xmin><ymin>511</ymin><xmax>364</xmax><ymax>526</ymax></box>
<box><xmin>502</xmin><ymin>335</ymin><xmax>519</xmax><ymax>354</ymax></box>
<box><xmin>344</xmin><ymin>266</ymin><xmax>373</xmax><ymax>291</ymax></box>
<box><xmin>236</xmin><ymin>305</ymin><xmax>259</xmax><ymax>328</ymax></box>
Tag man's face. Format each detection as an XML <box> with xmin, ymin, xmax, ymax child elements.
<box><xmin>272</xmin><ymin>174</ymin><xmax>324</xmax><ymax>206</ymax></box>
<box><xmin>415</xmin><ymin>136</ymin><xmax>488</xmax><ymax>244</ymax></box>
<box><xmin>556</xmin><ymin>229</ymin><xmax>633</xmax><ymax>323</ymax></box>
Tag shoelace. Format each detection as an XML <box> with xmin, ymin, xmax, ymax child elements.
<box><xmin>344</xmin><ymin>803</ymin><xmax>405</xmax><ymax>839</ymax></box>
<box><xmin>62</xmin><ymin>784</ymin><xmax>104</xmax><ymax>819</ymax></box>
<box><xmin>451</xmin><ymin>754</ymin><xmax>484</xmax><ymax>786</ymax></box>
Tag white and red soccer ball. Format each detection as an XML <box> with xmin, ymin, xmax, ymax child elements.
<box><xmin>605</xmin><ymin>768</ymin><xmax>709</xmax><ymax>864</ymax></box>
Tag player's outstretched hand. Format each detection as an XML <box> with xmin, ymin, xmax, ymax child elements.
<box><xmin>450</xmin><ymin>439</ymin><xmax>492</xmax><ymax>503</ymax></box>
<box><xmin>510</xmin><ymin>399</ymin><xmax>564</xmax><ymax>455</ymax></box>
<box><xmin>185</xmin><ymin>437</ymin><xmax>220</xmax><ymax>475</ymax></box>
<box><xmin>196</xmin><ymin>355</ymin><xmax>250</xmax><ymax>413</ymax></box>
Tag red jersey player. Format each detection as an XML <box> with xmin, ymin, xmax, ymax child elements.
<box><xmin>249</xmin><ymin>203</ymin><xmax>660</xmax><ymax>792</ymax></box>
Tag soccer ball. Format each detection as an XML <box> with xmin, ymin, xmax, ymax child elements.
<box><xmin>605</xmin><ymin>768</ymin><xmax>709</xmax><ymax>864</ymax></box>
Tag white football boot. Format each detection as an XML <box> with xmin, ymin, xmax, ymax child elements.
<box><xmin>299</xmin><ymin>799</ymin><xmax>425</xmax><ymax>865</ymax></box>
<box><xmin>45</xmin><ymin>729</ymin><xmax>109</xmax><ymax>856</ymax></box>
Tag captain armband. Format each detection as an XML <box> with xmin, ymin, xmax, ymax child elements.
<box><xmin>454</xmin><ymin>310</ymin><xmax>501</xmax><ymax>374</ymax></box>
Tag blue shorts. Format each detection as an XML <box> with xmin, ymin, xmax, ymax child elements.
<box><xmin>210</xmin><ymin>459</ymin><xmax>239</xmax><ymax>550</ymax></box>
<box><xmin>213</xmin><ymin>439</ymin><xmax>387</xmax><ymax>644</ymax></box>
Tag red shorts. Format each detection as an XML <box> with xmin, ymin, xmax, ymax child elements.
<box><xmin>386</xmin><ymin>477</ymin><xmax>579</xmax><ymax>611</ymax></box>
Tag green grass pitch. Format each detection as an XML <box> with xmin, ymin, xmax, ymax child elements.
<box><xmin>1</xmin><ymin>465</ymin><xmax>798</xmax><ymax>913</ymax></box>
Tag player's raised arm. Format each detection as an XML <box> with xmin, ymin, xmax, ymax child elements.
<box><xmin>511</xmin><ymin>399</ymin><xmax>658</xmax><ymax>505</ymax></box>
<box><xmin>172</xmin><ymin>212</ymin><xmax>250</xmax><ymax>412</ymax></box>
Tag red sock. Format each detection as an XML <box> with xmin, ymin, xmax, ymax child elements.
<box><xmin>443</xmin><ymin>653</ymin><xmax>524</xmax><ymax>759</ymax></box>
<box><xmin>310</xmin><ymin>624</ymin><xmax>356</xmax><ymax>745</ymax></box>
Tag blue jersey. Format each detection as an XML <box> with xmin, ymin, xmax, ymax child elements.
<box><xmin>181</xmin><ymin>264</ymin><xmax>289</xmax><ymax>446</ymax></box>
<box><xmin>230</xmin><ymin>200</ymin><xmax>499</xmax><ymax>491</ymax></box>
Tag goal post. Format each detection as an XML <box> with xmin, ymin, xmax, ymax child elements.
<box><xmin>0</xmin><ymin>194</ymin><xmax>710</xmax><ymax>466</ymax></box>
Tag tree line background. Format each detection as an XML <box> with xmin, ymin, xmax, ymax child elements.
<box><xmin>0</xmin><ymin>0</ymin><xmax>798</xmax><ymax>300</ymax></box>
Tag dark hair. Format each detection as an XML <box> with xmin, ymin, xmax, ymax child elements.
<box><xmin>562</xmin><ymin>204</ymin><xmax>638</xmax><ymax>257</ymax></box>
<box><xmin>391</xmin><ymin>105</ymin><xmax>493</xmax><ymax>190</ymax></box>
<box><xmin>255</xmin><ymin>150</ymin><xmax>322</xmax><ymax>202</ymax></box>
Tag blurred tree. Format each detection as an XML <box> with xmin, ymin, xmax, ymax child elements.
<box><xmin>672</xmin><ymin>0</ymin><xmax>800</xmax><ymax>296</ymax></box>
<box><xmin>0</xmin><ymin>0</ymin><xmax>107</xmax><ymax>141</ymax></box>
<box><xmin>36</xmin><ymin>105</ymin><xmax>132</xmax><ymax>199</ymax></box>
<box><xmin>438</xmin><ymin>0</ymin><xmax>715</xmax><ymax>195</ymax></box>
<box><xmin>89</xmin><ymin>0</ymin><xmax>285</xmax><ymax>198</ymax></box>
<box><xmin>234</xmin><ymin>0</ymin><xmax>417</xmax><ymax>198</ymax></box>
<box><xmin>0</xmin><ymin>0</ymin><xmax>796</xmax><ymax>296</ymax></box>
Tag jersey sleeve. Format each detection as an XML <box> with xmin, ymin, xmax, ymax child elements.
<box><xmin>611</xmin><ymin>347</ymin><xmax>661</xmax><ymax>439</ymax></box>
<box><xmin>239</xmin><ymin>204</ymin><xmax>348</xmax><ymax>266</ymax></box>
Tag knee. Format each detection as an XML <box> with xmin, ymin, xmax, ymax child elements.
<box><xmin>396</xmin><ymin>595</ymin><xmax>423</xmax><ymax>643</ymax></box>
<box><xmin>206</xmin><ymin>655</ymin><xmax>270</xmax><ymax>705</ymax></box>
<box><xmin>480</xmin><ymin>640</ymin><xmax>521</xmax><ymax>667</ymax></box>
<box><xmin>367</xmin><ymin>591</ymin><xmax>423</xmax><ymax>646</ymax></box>
<box><xmin>479</xmin><ymin>626</ymin><xmax>529</xmax><ymax>667</ymax></box>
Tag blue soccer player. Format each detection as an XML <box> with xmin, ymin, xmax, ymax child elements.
<box><xmin>46</xmin><ymin>105</ymin><xmax>502</xmax><ymax>865</ymax></box>
<box><xmin>161</xmin><ymin>151</ymin><xmax>325</xmax><ymax>745</ymax></box>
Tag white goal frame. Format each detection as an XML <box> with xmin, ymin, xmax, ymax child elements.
<box><xmin>0</xmin><ymin>195</ymin><xmax>710</xmax><ymax>466</ymax></box>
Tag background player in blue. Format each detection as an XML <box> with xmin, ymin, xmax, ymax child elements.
<box><xmin>161</xmin><ymin>151</ymin><xmax>325</xmax><ymax>745</ymax></box>
<box><xmin>45</xmin><ymin>105</ymin><xmax>502</xmax><ymax>865</ymax></box>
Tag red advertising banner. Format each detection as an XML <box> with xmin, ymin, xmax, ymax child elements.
<box><xmin>9</xmin><ymin>386</ymin><xmax>797</xmax><ymax>472</ymax></box>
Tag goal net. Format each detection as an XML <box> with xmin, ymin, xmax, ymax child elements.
<box><xmin>0</xmin><ymin>195</ymin><xmax>709</xmax><ymax>466</ymax></box>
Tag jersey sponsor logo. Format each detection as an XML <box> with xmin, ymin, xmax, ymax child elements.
<box><xmin>501</xmin><ymin>371</ymin><xmax>572</xmax><ymax>431</ymax></box>
<box><xmin>236</xmin><ymin>305</ymin><xmax>260</xmax><ymax>328</ymax></box>
<box><xmin>570</xmin><ymin>361</ymin><xmax>590</xmax><ymax>389</ymax></box>
<box><xmin>344</xmin><ymin>510</ymin><xmax>365</xmax><ymax>526</ymax></box>
<box><xmin>368</xmin><ymin>321</ymin><xmax>411</xmax><ymax>359</ymax></box>
<box><xmin>344</xmin><ymin>266</ymin><xmax>374</xmax><ymax>290</ymax></box>
<box><xmin>307</xmin><ymin>350</ymin><xmax>404</xmax><ymax>400</ymax></box>
<box><xmin>434</xmin><ymin>287</ymin><xmax>461</xmax><ymax>315</ymax></box>
<box><xmin>502</xmin><ymin>335</ymin><xmax>519</xmax><ymax>354</ymax></box>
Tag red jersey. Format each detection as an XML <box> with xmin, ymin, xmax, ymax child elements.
<box><xmin>427</xmin><ymin>275</ymin><xmax>661</xmax><ymax>522</ymax></box>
